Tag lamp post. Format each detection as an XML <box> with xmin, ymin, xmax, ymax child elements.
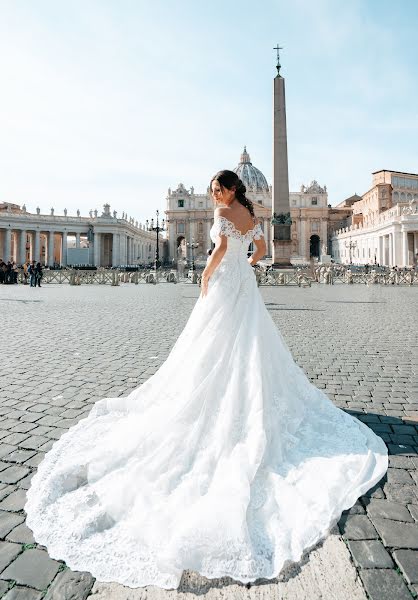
<box><xmin>146</xmin><ymin>209</ymin><xmax>166</xmax><ymax>269</ymax></box>
<box><xmin>186</xmin><ymin>238</ymin><xmax>199</xmax><ymax>271</ymax></box>
<box><xmin>345</xmin><ymin>237</ymin><xmax>357</xmax><ymax>264</ymax></box>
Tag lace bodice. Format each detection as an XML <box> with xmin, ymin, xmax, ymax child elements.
<box><xmin>210</xmin><ymin>215</ymin><xmax>264</xmax><ymax>248</ymax></box>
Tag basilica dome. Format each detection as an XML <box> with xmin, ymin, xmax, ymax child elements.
<box><xmin>233</xmin><ymin>147</ymin><xmax>269</xmax><ymax>192</ymax></box>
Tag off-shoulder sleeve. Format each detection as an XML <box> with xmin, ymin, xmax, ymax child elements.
<box><xmin>211</xmin><ymin>216</ymin><xmax>230</xmax><ymax>238</ymax></box>
<box><xmin>253</xmin><ymin>222</ymin><xmax>265</xmax><ymax>240</ymax></box>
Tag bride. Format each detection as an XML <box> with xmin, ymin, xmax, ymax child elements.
<box><xmin>25</xmin><ymin>169</ymin><xmax>388</xmax><ymax>590</ymax></box>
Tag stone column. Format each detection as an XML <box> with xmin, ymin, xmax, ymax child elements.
<box><xmin>34</xmin><ymin>230</ymin><xmax>41</xmax><ymax>262</ymax></box>
<box><xmin>19</xmin><ymin>230</ymin><xmax>27</xmax><ymax>264</ymax></box>
<box><xmin>75</xmin><ymin>233</ymin><xmax>81</xmax><ymax>248</ymax></box>
<box><xmin>4</xmin><ymin>229</ymin><xmax>12</xmax><ymax>262</ymax></box>
<box><xmin>379</xmin><ymin>236</ymin><xmax>383</xmax><ymax>265</ymax></box>
<box><xmin>414</xmin><ymin>232</ymin><xmax>418</xmax><ymax>265</ymax></box>
<box><xmin>300</xmin><ymin>218</ymin><xmax>306</xmax><ymax>260</ymax></box>
<box><xmin>387</xmin><ymin>234</ymin><xmax>391</xmax><ymax>266</ymax></box>
<box><xmin>94</xmin><ymin>232</ymin><xmax>101</xmax><ymax>267</ymax></box>
<box><xmin>321</xmin><ymin>219</ymin><xmax>328</xmax><ymax>254</ymax></box>
<box><xmin>112</xmin><ymin>233</ymin><xmax>120</xmax><ymax>267</ymax></box>
<box><xmin>402</xmin><ymin>231</ymin><xmax>409</xmax><ymax>267</ymax></box>
<box><xmin>119</xmin><ymin>233</ymin><xmax>126</xmax><ymax>265</ymax></box>
<box><xmin>61</xmin><ymin>231</ymin><xmax>68</xmax><ymax>266</ymax></box>
<box><xmin>48</xmin><ymin>231</ymin><xmax>55</xmax><ymax>267</ymax></box>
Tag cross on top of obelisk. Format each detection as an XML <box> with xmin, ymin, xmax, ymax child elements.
<box><xmin>273</xmin><ymin>44</ymin><xmax>283</xmax><ymax>76</ymax></box>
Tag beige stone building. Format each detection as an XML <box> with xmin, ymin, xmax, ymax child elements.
<box><xmin>165</xmin><ymin>148</ymin><xmax>344</xmax><ymax>264</ymax></box>
<box><xmin>332</xmin><ymin>170</ymin><xmax>418</xmax><ymax>266</ymax></box>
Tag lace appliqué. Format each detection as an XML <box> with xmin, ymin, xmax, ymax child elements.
<box><xmin>253</xmin><ymin>222</ymin><xmax>264</xmax><ymax>240</ymax></box>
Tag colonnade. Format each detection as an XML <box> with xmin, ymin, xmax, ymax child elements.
<box><xmin>332</xmin><ymin>230</ymin><xmax>418</xmax><ymax>266</ymax></box>
<box><xmin>0</xmin><ymin>227</ymin><xmax>158</xmax><ymax>267</ymax></box>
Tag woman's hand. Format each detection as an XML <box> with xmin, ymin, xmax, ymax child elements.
<box><xmin>200</xmin><ymin>271</ymin><xmax>210</xmax><ymax>297</ymax></box>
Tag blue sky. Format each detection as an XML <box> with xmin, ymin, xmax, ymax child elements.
<box><xmin>0</xmin><ymin>0</ymin><xmax>417</xmax><ymax>223</ymax></box>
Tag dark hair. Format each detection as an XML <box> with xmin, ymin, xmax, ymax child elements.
<box><xmin>210</xmin><ymin>170</ymin><xmax>255</xmax><ymax>217</ymax></box>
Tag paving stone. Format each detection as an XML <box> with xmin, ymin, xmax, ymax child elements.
<box><xmin>19</xmin><ymin>436</ymin><xmax>50</xmax><ymax>450</ymax></box>
<box><xmin>343</xmin><ymin>500</ymin><xmax>365</xmax><ymax>515</ymax></box>
<box><xmin>2</xmin><ymin>585</ymin><xmax>43</xmax><ymax>599</ymax></box>
<box><xmin>0</xmin><ymin>489</ymin><xmax>27</xmax><ymax>512</ymax></box>
<box><xmin>388</xmin><ymin>443</ymin><xmax>416</xmax><ymax>456</ymax></box>
<box><xmin>0</xmin><ymin>446</ymin><xmax>17</xmax><ymax>461</ymax></box>
<box><xmin>16</xmin><ymin>473</ymin><xmax>34</xmax><ymax>490</ymax></box>
<box><xmin>372</xmin><ymin>517</ymin><xmax>418</xmax><ymax>548</ymax></box>
<box><xmin>387</xmin><ymin>468</ymin><xmax>414</xmax><ymax>484</ymax></box>
<box><xmin>9</xmin><ymin>423</ymin><xmax>38</xmax><ymax>434</ymax></box>
<box><xmin>384</xmin><ymin>483</ymin><xmax>418</xmax><ymax>504</ymax></box>
<box><xmin>0</xmin><ymin>466</ymin><xmax>31</xmax><ymax>485</ymax></box>
<box><xmin>5</xmin><ymin>523</ymin><xmax>35</xmax><ymax>544</ymax></box>
<box><xmin>0</xmin><ymin>434</ymin><xmax>30</xmax><ymax>447</ymax></box>
<box><xmin>347</xmin><ymin>540</ymin><xmax>394</xmax><ymax>569</ymax></box>
<box><xmin>44</xmin><ymin>568</ymin><xmax>95</xmax><ymax>600</ymax></box>
<box><xmin>338</xmin><ymin>515</ymin><xmax>379</xmax><ymax>540</ymax></box>
<box><xmin>366</xmin><ymin>499</ymin><xmax>414</xmax><ymax>522</ymax></box>
<box><xmin>0</xmin><ymin>580</ymin><xmax>8</xmax><ymax>595</ymax></box>
<box><xmin>0</xmin><ymin>511</ymin><xmax>25</xmax><ymax>538</ymax></box>
<box><xmin>359</xmin><ymin>568</ymin><xmax>412</xmax><ymax>600</ymax></box>
<box><xmin>389</xmin><ymin>456</ymin><xmax>415</xmax><ymax>469</ymax></box>
<box><xmin>393</xmin><ymin>549</ymin><xmax>418</xmax><ymax>585</ymax></box>
<box><xmin>0</xmin><ymin>548</ymin><xmax>60</xmax><ymax>590</ymax></box>
<box><xmin>23</xmin><ymin>453</ymin><xmax>44</xmax><ymax>468</ymax></box>
<box><xmin>393</xmin><ymin>425</ymin><xmax>417</xmax><ymax>435</ymax></box>
<box><xmin>0</xmin><ymin>486</ymin><xmax>15</xmax><ymax>503</ymax></box>
<box><xmin>4</xmin><ymin>450</ymin><xmax>37</xmax><ymax>464</ymax></box>
<box><xmin>0</xmin><ymin>541</ymin><xmax>22</xmax><ymax>572</ymax></box>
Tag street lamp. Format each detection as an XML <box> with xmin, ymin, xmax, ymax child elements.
<box><xmin>345</xmin><ymin>237</ymin><xmax>357</xmax><ymax>264</ymax></box>
<box><xmin>186</xmin><ymin>238</ymin><xmax>199</xmax><ymax>270</ymax></box>
<box><xmin>146</xmin><ymin>209</ymin><xmax>166</xmax><ymax>269</ymax></box>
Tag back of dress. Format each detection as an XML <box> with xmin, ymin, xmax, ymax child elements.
<box><xmin>209</xmin><ymin>215</ymin><xmax>264</xmax><ymax>258</ymax></box>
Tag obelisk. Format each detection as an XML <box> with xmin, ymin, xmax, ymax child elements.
<box><xmin>272</xmin><ymin>45</ymin><xmax>292</xmax><ymax>267</ymax></box>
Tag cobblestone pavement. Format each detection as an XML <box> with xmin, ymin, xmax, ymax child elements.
<box><xmin>0</xmin><ymin>282</ymin><xmax>417</xmax><ymax>600</ymax></box>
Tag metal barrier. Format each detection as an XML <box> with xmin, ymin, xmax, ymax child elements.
<box><xmin>15</xmin><ymin>266</ymin><xmax>418</xmax><ymax>287</ymax></box>
<box><xmin>36</xmin><ymin>268</ymin><xmax>179</xmax><ymax>285</ymax></box>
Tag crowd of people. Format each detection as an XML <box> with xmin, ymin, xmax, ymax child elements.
<box><xmin>0</xmin><ymin>260</ymin><xmax>43</xmax><ymax>286</ymax></box>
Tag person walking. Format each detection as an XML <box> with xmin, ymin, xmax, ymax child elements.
<box><xmin>29</xmin><ymin>261</ymin><xmax>36</xmax><ymax>287</ymax></box>
<box><xmin>35</xmin><ymin>262</ymin><xmax>43</xmax><ymax>287</ymax></box>
<box><xmin>23</xmin><ymin>261</ymin><xmax>29</xmax><ymax>285</ymax></box>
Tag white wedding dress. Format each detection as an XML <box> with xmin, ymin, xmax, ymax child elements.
<box><xmin>25</xmin><ymin>215</ymin><xmax>388</xmax><ymax>589</ymax></box>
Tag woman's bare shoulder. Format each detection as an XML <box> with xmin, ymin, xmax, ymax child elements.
<box><xmin>214</xmin><ymin>206</ymin><xmax>231</xmax><ymax>218</ymax></box>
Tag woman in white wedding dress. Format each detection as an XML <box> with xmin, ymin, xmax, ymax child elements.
<box><xmin>25</xmin><ymin>170</ymin><xmax>388</xmax><ymax>590</ymax></box>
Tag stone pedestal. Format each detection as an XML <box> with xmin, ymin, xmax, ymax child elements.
<box><xmin>273</xmin><ymin>240</ymin><xmax>293</xmax><ymax>267</ymax></box>
<box><xmin>320</xmin><ymin>254</ymin><xmax>332</xmax><ymax>264</ymax></box>
<box><xmin>272</xmin><ymin>223</ymin><xmax>292</xmax><ymax>267</ymax></box>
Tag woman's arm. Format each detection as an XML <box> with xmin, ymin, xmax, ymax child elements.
<box><xmin>200</xmin><ymin>235</ymin><xmax>227</xmax><ymax>297</ymax></box>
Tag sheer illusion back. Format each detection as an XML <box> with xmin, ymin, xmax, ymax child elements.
<box><xmin>25</xmin><ymin>212</ymin><xmax>388</xmax><ymax>590</ymax></box>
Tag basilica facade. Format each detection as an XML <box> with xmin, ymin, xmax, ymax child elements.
<box><xmin>165</xmin><ymin>147</ymin><xmax>351</xmax><ymax>264</ymax></box>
